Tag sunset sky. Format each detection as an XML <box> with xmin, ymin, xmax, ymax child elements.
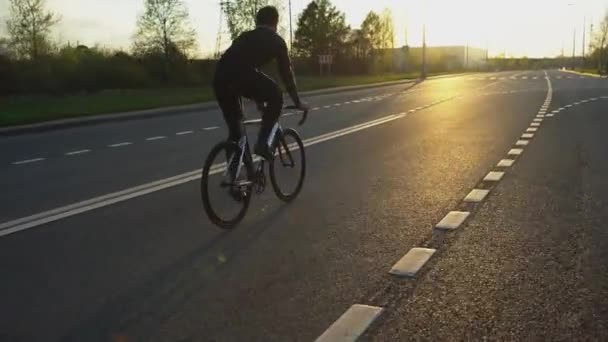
<box><xmin>0</xmin><ymin>0</ymin><xmax>606</xmax><ymax>58</ymax></box>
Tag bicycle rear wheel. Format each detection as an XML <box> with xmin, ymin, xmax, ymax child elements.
<box><xmin>269</xmin><ymin>128</ymin><xmax>306</xmax><ymax>202</ymax></box>
<box><xmin>201</xmin><ymin>142</ymin><xmax>253</xmax><ymax>228</ymax></box>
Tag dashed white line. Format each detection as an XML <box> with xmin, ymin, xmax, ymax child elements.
<box><xmin>65</xmin><ymin>149</ymin><xmax>91</xmax><ymax>156</ymax></box>
<box><xmin>546</xmin><ymin>113</ymin><xmax>555</xmax><ymax>117</ymax></box>
<box><xmin>508</xmin><ymin>148</ymin><xmax>524</xmax><ymax>156</ymax></box>
<box><xmin>315</xmin><ymin>305</ymin><xmax>383</xmax><ymax>342</ymax></box>
<box><xmin>203</xmin><ymin>126</ymin><xmax>219</xmax><ymax>131</ymax></box>
<box><xmin>484</xmin><ymin>171</ymin><xmax>505</xmax><ymax>182</ymax></box>
<box><xmin>516</xmin><ymin>140</ymin><xmax>529</xmax><ymax>146</ymax></box>
<box><xmin>12</xmin><ymin>158</ymin><xmax>45</xmax><ymax>165</ymax></box>
<box><xmin>497</xmin><ymin>159</ymin><xmax>515</xmax><ymax>167</ymax></box>
<box><xmin>435</xmin><ymin>211</ymin><xmax>470</xmax><ymax>230</ymax></box>
<box><xmin>526</xmin><ymin>127</ymin><xmax>538</xmax><ymax>132</ymax></box>
<box><xmin>108</xmin><ymin>142</ymin><xmax>132</xmax><ymax>148</ymax></box>
<box><xmin>146</xmin><ymin>136</ymin><xmax>166</xmax><ymax>141</ymax></box>
<box><xmin>344</xmin><ymin>101</ymin><xmax>351</xmax><ymax>104</ymax></box>
<box><xmin>530</xmin><ymin>122</ymin><xmax>541</xmax><ymax>127</ymax></box>
<box><xmin>312</xmin><ymin>107</ymin><xmax>320</xmax><ymax>110</ymax></box>
<box><xmin>464</xmin><ymin>189</ymin><xmax>490</xmax><ymax>202</ymax></box>
<box><xmin>389</xmin><ymin>248</ymin><xmax>436</xmax><ymax>277</ymax></box>
<box><xmin>176</xmin><ymin>131</ymin><xmax>193</xmax><ymax>135</ymax></box>
<box><xmin>324</xmin><ymin>105</ymin><xmax>331</xmax><ymax>109</ymax></box>
<box><xmin>522</xmin><ymin>133</ymin><xmax>534</xmax><ymax>139</ymax></box>
<box><xmin>533</xmin><ymin>118</ymin><xmax>543</xmax><ymax>122</ymax></box>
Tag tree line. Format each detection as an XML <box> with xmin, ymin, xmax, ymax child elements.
<box><xmin>2</xmin><ymin>0</ymin><xmax>607</xmax><ymax>96</ymax></box>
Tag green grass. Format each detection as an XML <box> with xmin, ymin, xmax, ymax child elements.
<box><xmin>0</xmin><ymin>72</ymin><xmax>442</xmax><ymax>127</ymax></box>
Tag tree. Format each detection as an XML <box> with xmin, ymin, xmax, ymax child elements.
<box><xmin>222</xmin><ymin>0</ymin><xmax>286</xmax><ymax>40</ymax></box>
<box><xmin>133</xmin><ymin>0</ymin><xmax>197</xmax><ymax>61</ymax></box>
<box><xmin>293</xmin><ymin>0</ymin><xmax>349</xmax><ymax>58</ymax></box>
<box><xmin>380</xmin><ymin>9</ymin><xmax>395</xmax><ymax>49</ymax></box>
<box><xmin>361</xmin><ymin>11</ymin><xmax>382</xmax><ymax>51</ymax></box>
<box><xmin>6</xmin><ymin>0</ymin><xmax>59</xmax><ymax>59</ymax></box>
<box><xmin>594</xmin><ymin>11</ymin><xmax>608</xmax><ymax>72</ymax></box>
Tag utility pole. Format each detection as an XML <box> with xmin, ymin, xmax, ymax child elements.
<box><xmin>289</xmin><ymin>0</ymin><xmax>293</xmax><ymax>53</ymax></box>
<box><xmin>572</xmin><ymin>28</ymin><xmax>576</xmax><ymax>70</ymax></box>
<box><xmin>422</xmin><ymin>24</ymin><xmax>427</xmax><ymax>78</ymax></box>
<box><xmin>582</xmin><ymin>16</ymin><xmax>586</xmax><ymax>66</ymax></box>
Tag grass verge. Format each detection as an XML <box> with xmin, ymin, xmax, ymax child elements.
<box><xmin>0</xmin><ymin>72</ymin><xmax>442</xmax><ymax>127</ymax></box>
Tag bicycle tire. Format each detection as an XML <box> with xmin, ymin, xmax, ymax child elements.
<box><xmin>201</xmin><ymin>141</ymin><xmax>253</xmax><ymax>228</ymax></box>
<box><xmin>269</xmin><ymin>128</ymin><xmax>306</xmax><ymax>202</ymax></box>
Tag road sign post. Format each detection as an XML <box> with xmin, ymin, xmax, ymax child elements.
<box><xmin>318</xmin><ymin>54</ymin><xmax>333</xmax><ymax>76</ymax></box>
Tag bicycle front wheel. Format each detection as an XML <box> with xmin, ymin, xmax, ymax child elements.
<box><xmin>201</xmin><ymin>141</ymin><xmax>253</xmax><ymax>228</ymax></box>
<box><xmin>269</xmin><ymin>128</ymin><xmax>306</xmax><ymax>202</ymax></box>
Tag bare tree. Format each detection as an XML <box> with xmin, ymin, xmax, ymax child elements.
<box><xmin>133</xmin><ymin>0</ymin><xmax>197</xmax><ymax>60</ymax></box>
<box><xmin>6</xmin><ymin>0</ymin><xmax>59</xmax><ymax>59</ymax></box>
<box><xmin>223</xmin><ymin>0</ymin><xmax>285</xmax><ymax>40</ymax></box>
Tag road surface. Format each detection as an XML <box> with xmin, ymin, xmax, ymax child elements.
<box><xmin>1</xmin><ymin>70</ymin><xmax>608</xmax><ymax>341</ymax></box>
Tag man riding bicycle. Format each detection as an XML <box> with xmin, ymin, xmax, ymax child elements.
<box><xmin>213</xmin><ymin>6</ymin><xmax>308</xmax><ymax>161</ymax></box>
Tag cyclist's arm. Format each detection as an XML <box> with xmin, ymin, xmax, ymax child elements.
<box><xmin>276</xmin><ymin>39</ymin><xmax>302</xmax><ymax>107</ymax></box>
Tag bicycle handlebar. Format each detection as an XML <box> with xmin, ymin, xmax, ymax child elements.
<box><xmin>284</xmin><ymin>105</ymin><xmax>308</xmax><ymax>126</ymax></box>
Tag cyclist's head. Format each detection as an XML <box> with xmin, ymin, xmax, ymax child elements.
<box><xmin>256</xmin><ymin>6</ymin><xmax>279</xmax><ymax>31</ymax></box>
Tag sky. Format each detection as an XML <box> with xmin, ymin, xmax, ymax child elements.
<box><xmin>0</xmin><ymin>0</ymin><xmax>606</xmax><ymax>58</ymax></box>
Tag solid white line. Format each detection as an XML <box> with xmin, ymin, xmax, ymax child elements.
<box><xmin>435</xmin><ymin>211</ymin><xmax>470</xmax><ymax>230</ymax></box>
<box><xmin>203</xmin><ymin>126</ymin><xmax>219</xmax><ymax>131</ymax></box>
<box><xmin>12</xmin><ymin>158</ymin><xmax>45</xmax><ymax>165</ymax></box>
<box><xmin>65</xmin><ymin>149</ymin><xmax>91</xmax><ymax>156</ymax></box>
<box><xmin>315</xmin><ymin>304</ymin><xmax>383</xmax><ymax>342</ymax></box>
<box><xmin>146</xmin><ymin>136</ymin><xmax>166</xmax><ymax>141</ymax></box>
<box><xmin>389</xmin><ymin>248</ymin><xmax>436</xmax><ymax>277</ymax></box>
<box><xmin>464</xmin><ymin>189</ymin><xmax>490</xmax><ymax>202</ymax></box>
<box><xmin>176</xmin><ymin>131</ymin><xmax>193</xmax><ymax>135</ymax></box>
<box><xmin>108</xmin><ymin>142</ymin><xmax>132</xmax><ymax>148</ymax></box>
<box><xmin>0</xmin><ymin>113</ymin><xmax>404</xmax><ymax>237</ymax></box>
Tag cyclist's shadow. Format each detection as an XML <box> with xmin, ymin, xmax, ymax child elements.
<box><xmin>61</xmin><ymin>203</ymin><xmax>291</xmax><ymax>342</ymax></box>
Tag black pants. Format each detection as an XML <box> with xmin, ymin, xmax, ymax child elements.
<box><xmin>213</xmin><ymin>70</ymin><xmax>283</xmax><ymax>145</ymax></box>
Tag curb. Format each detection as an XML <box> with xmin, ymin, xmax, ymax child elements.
<box><xmin>561</xmin><ymin>69</ymin><xmax>608</xmax><ymax>78</ymax></box>
<box><xmin>0</xmin><ymin>76</ymin><xmax>440</xmax><ymax>136</ymax></box>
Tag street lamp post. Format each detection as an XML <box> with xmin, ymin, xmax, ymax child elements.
<box><xmin>289</xmin><ymin>0</ymin><xmax>293</xmax><ymax>53</ymax></box>
<box><xmin>422</xmin><ymin>24</ymin><xmax>427</xmax><ymax>78</ymax></box>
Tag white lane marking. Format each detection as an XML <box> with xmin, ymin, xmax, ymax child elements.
<box><xmin>176</xmin><ymin>131</ymin><xmax>193</xmax><ymax>135</ymax></box>
<box><xmin>509</xmin><ymin>148</ymin><xmax>524</xmax><ymax>155</ymax></box>
<box><xmin>315</xmin><ymin>305</ymin><xmax>383</xmax><ymax>342</ymax></box>
<box><xmin>146</xmin><ymin>136</ymin><xmax>166</xmax><ymax>141</ymax></box>
<box><xmin>65</xmin><ymin>149</ymin><xmax>91</xmax><ymax>156</ymax></box>
<box><xmin>484</xmin><ymin>171</ymin><xmax>505</xmax><ymax>182</ymax></box>
<box><xmin>537</xmin><ymin>115</ymin><xmax>545</xmax><ymax>118</ymax></box>
<box><xmin>526</xmin><ymin>127</ymin><xmax>538</xmax><ymax>132</ymax></box>
<box><xmin>533</xmin><ymin>118</ymin><xmax>543</xmax><ymax>122</ymax></box>
<box><xmin>389</xmin><ymin>248</ymin><xmax>436</xmax><ymax>277</ymax></box>
<box><xmin>334</xmin><ymin>103</ymin><xmax>341</xmax><ymax>107</ymax></box>
<box><xmin>530</xmin><ymin>122</ymin><xmax>541</xmax><ymax>127</ymax></box>
<box><xmin>203</xmin><ymin>126</ymin><xmax>219</xmax><ymax>131</ymax></box>
<box><xmin>312</xmin><ymin>107</ymin><xmax>320</xmax><ymax>110</ymax></box>
<box><xmin>435</xmin><ymin>211</ymin><xmax>470</xmax><ymax>230</ymax></box>
<box><xmin>522</xmin><ymin>133</ymin><xmax>534</xmax><ymax>139</ymax></box>
<box><xmin>283</xmin><ymin>112</ymin><xmax>295</xmax><ymax>116</ymax></box>
<box><xmin>352</xmin><ymin>100</ymin><xmax>361</xmax><ymax>103</ymax></box>
<box><xmin>464</xmin><ymin>189</ymin><xmax>490</xmax><ymax>202</ymax></box>
<box><xmin>324</xmin><ymin>105</ymin><xmax>331</xmax><ymax>109</ymax></box>
<box><xmin>581</xmin><ymin>100</ymin><xmax>589</xmax><ymax>103</ymax></box>
<box><xmin>0</xmin><ymin>113</ymin><xmax>404</xmax><ymax>237</ymax></box>
<box><xmin>12</xmin><ymin>158</ymin><xmax>45</xmax><ymax>165</ymax></box>
<box><xmin>522</xmin><ymin>76</ymin><xmax>528</xmax><ymax>79</ymax></box>
<box><xmin>108</xmin><ymin>142</ymin><xmax>132</xmax><ymax>148</ymax></box>
<box><xmin>497</xmin><ymin>159</ymin><xmax>515</xmax><ymax>167</ymax></box>
<box><xmin>516</xmin><ymin>140</ymin><xmax>529</xmax><ymax>146</ymax></box>
<box><xmin>591</xmin><ymin>97</ymin><xmax>598</xmax><ymax>101</ymax></box>
<box><xmin>547</xmin><ymin>113</ymin><xmax>555</xmax><ymax>117</ymax></box>
<box><xmin>344</xmin><ymin>101</ymin><xmax>351</xmax><ymax>104</ymax></box>
<box><xmin>244</xmin><ymin>118</ymin><xmax>262</xmax><ymax>124</ymax></box>
<box><xmin>533</xmin><ymin>76</ymin><xmax>538</xmax><ymax>80</ymax></box>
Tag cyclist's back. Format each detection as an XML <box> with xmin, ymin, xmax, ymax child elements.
<box><xmin>212</xmin><ymin>6</ymin><xmax>305</xmax><ymax>160</ymax></box>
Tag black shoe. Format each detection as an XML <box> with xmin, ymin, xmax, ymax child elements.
<box><xmin>254</xmin><ymin>143</ymin><xmax>273</xmax><ymax>161</ymax></box>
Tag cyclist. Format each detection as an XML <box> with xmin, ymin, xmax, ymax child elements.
<box><xmin>213</xmin><ymin>6</ymin><xmax>308</xmax><ymax>161</ymax></box>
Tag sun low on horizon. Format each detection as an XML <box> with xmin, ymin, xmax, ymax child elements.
<box><xmin>1</xmin><ymin>0</ymin><xmax>606</xmax><ymax>58</ymax></box>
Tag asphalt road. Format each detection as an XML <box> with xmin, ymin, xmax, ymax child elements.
<box><xmin>1</xmin><ymin>70</ymin><xmax>607</xmax><ymax>341</ymax></box>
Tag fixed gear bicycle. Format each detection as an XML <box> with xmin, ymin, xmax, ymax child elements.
<box><xmin>200</xmin><ymin>102</ymin><xmax>308</xmax><ymax>229</ymax></box>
